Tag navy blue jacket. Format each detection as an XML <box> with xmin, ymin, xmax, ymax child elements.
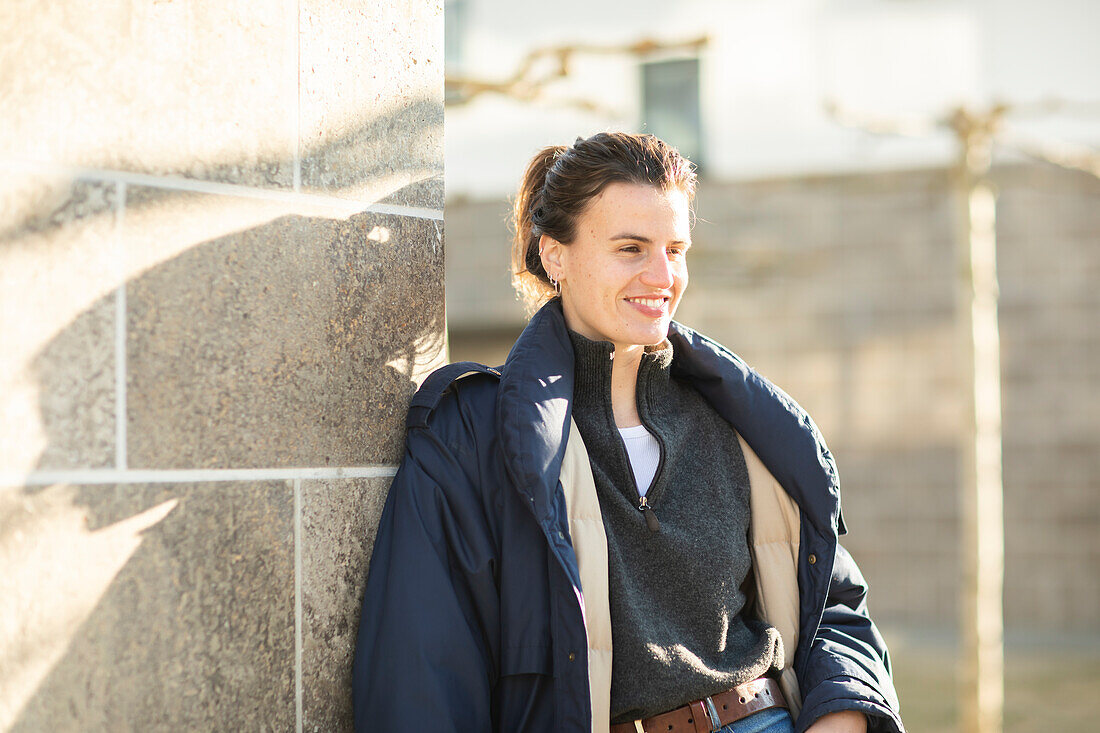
<box><xmin>353</xmin><ymin>301</ymin><xmax>904</xmax><ymax>732</ymax></box>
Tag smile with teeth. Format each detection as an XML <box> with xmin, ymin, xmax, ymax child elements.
<box><xmin>626</xmin><ymin>296</ymin><xmax>669</xmax><ymax>309</ymax></box>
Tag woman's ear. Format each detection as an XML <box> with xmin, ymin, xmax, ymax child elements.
<box><xmin>539</xmin><ymin>234</ymin><xmax>565</xmax><ymax>281</ymax></box>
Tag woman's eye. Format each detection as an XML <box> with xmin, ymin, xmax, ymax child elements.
<box><xmin>619</xmin><ymin>244</ymin><xmax>641</xmax><ymax>253</ymax></box>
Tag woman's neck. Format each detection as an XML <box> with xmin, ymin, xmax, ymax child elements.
<box><xmin>609</xmin><ymin>344</ymin><xmax>644</xmax><ymax>428</ymax></box>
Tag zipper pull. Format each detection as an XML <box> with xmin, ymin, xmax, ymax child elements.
<box><xmin>638</xmin><ymin>496</ymin><xmax>660</xmax><ymax>532</ymax></box>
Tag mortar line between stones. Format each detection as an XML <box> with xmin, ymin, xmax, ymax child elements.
<box><xmin>114</xmin><ymin>181</ymin><xmax>128</xmax><ymax>471</ymax></box>
<box><xmin>0</xmin><ymin>159</ymin><xmax>443</xmax><ymax>221</ymax></box>
<box><xmin>295</xmin><ymin>478</ymin><xmax>303</xmax><ymax>733</ymax></box>
<box><xmin>8</xmin><ymin>466</ymin><xmax>399</xmax><ymax>486</ymax></box>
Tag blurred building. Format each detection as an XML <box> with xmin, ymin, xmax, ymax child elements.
<box><xmin>444</xmin><ymin>0</ymin><xmax>1100</xmax><ymax>641</ymax></box>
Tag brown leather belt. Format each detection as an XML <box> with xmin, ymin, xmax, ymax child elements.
<box><xmin>609</xmin><ymin>677</ymin><xmax>787</xmax><ymax>733</ymax></box>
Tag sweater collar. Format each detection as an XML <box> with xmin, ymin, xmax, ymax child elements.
<box><xmin>567</xmin><ymin>328</ymin><xmax>673</xmax><ymax>427</ymax></box>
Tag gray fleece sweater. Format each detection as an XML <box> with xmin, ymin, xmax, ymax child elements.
<box><xmin>568</xmin><ymin>330</ymin><xmax>783</xmax><ymax>723</ymax></box>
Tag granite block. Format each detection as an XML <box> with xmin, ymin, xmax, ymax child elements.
<box><xmin>126</xmin><ymin>203</ymin><xmax>445</xmax><ymax>469</ymax></box>
<box><xmin>25</xmin><ymin>295</ymin><xmax>118</xmax><ymax>471</ymax></box>
<box><xmin>1</xmin><ymin>174</ymin><xmax>114</xmax><ymax>244</ymax></box>
<box><xmin>300</xmin><ymin>477</ymin><xmax>392</xmax><ymax>732</ymax></box>
<box><xmin>378</xmin><ymin>175</ymin><xmax>445</xmax><ymax>210</ymax></box>
<box><xmin>0</xmin><ymin>1</ymin><xmax>294</xmax><ymax>187</ymax></box>
<box><xmin>299</xmin><ymin>0</ymin><xmax>443</xmax><ymax>206</ymax></box>
<box><xmin>0</xmin><ymin>179</ymin><xmax>119</xmax><ymax>474</ymax></box>
<box><xmin>4</xmin><ymin>481</ymin><xmax>294</xmax><ymax>732</ymax></box>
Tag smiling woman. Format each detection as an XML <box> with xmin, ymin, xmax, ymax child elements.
<box><xmin>352</xmin><ymin>133</ymin><xmax>904</xmax><ymax>733</ymax></box>
<box><xmin>540</xmin><ymin>182</ymin><xmax>691</xmax><ymax>429</ymax></box>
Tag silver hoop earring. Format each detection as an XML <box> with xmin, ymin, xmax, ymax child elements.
<box><xmin>548</xmin><ymin>273</ymin><xmax>561</xmax><ymax>295</ymax></box>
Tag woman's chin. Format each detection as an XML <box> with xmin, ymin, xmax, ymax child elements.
<box><xmin>620</xmin><ymin>324</ymin><xmax>671</xmax><ymax>349</ymax></box>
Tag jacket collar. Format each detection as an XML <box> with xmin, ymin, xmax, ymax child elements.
<box><xmin>496</xmin><ymin>299</ymin><xmax>576</xmax><ymax>525</ymax></box>
<box><xmin>496</xmin><ymin>299</ymin><xmax>842</xmax><ymax>537</ymax></box>
<box><xmin>667</xmin><ymin>323</ymin><xmax>843</xmax><ymax>536</ymax></box>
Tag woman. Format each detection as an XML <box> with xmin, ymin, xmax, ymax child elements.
<box><xmin>352</xmin><ymin>132</ymin><xmax>903</xmax><ymax>733</ymax></box>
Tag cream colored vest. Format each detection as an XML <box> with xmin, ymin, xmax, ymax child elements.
<box><xmin>559</xmin><ymin>418</ymin><xmax>804</xmax><ymax>733</ymax></box>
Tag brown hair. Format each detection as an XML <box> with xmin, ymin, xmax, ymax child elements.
<box><xmin>510</xmin><ymin>131</ymin><xmax>697</xmax><ymax>313</ymax></box>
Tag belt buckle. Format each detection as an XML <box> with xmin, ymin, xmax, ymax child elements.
<box><xmin>702</xmin><ymin>696</ymin><xmax>722</xmax><ymax>732</ymax></box>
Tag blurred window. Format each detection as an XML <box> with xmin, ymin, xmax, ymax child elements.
<box><xmin>445</xmin><ymin>0</ymin><xmax>466</xmax><ymax>70</ymax></box>
<box><xmin>642</xmin><ymin>58</ymin><xmax>704</xmax><ymax>174</ymax></box>
<box><xmin>445</xmin><ymin>0</ymin><xmax>467</xmax><ymax>105</ymax></box>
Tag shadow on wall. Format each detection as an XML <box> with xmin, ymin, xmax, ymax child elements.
<box><xmin>0</xmin><ymin>95</ymin><xmax>444</xmax><ymax>248</ymax></box>
<box><xmin>4</xmin><ymin>105</ymin><xmax>444</xmax><ymax>730</ymax></box>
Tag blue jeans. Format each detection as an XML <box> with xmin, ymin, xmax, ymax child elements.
<box><xmin>718</xmin><ymin>707</ymin><xmax>794</xmax><ymax>733</ymax></box>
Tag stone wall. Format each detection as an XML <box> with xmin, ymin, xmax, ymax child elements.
<box><xmin>0</xmin><ymin>2</ymin><xmax>444</xmax><ymax>731</ymax></box>
<box><xmin>446</xmin><ymin>163</ymin><xmax>1100</xmax><ymax>632</ymax></box>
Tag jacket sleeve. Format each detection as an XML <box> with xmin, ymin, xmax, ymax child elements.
<box><xmin>796</xmin><ymin>544</ymin><xmax>905</xmax><ymax>733</ymax></box>
<box><xmin>352</xmin><ymin>423</ymin><xmax>501</xmax><ymax>733</ymax></box>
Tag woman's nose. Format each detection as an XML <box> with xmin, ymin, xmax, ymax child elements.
<box><xmin>641</xmin><ymin>251</ymin><xmax>675</xmax><ymax>288</ymax></box>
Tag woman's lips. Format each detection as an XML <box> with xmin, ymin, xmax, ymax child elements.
<box><xmin>624</xmin><ymin>296</ymin><xmax>669</xmax><ymax>317</ymax></box>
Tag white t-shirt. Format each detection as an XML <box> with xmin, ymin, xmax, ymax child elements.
<box><xmin>617</xmin><ymin>424</ymin><xmax>660</xmax><ymax>497</ymax></box>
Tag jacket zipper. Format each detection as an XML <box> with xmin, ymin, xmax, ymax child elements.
<box><xmin>637</xmin><ymin>495</ymin><xmax>660</xmax><ymax>532</ymax></box>
<box><xmin>633</xmin><ymin>400</ymin><xmax>665</xmax><ymax>533</ymax></box>
<box><xmin>612</xmin><ymin>349</ymin><xmax>664</xmax><ymax>532</ymax></box>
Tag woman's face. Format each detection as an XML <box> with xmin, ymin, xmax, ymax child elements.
<box><xmin>541</xmin><ymin>182</ymin><xmax>691</xmax><ymax>353</ymax></box>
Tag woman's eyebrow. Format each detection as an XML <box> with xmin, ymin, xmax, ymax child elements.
<box><xmin>609</xmin><ymin>233</ymin><xmax>691</xmax><ymax>245</ymax></box>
